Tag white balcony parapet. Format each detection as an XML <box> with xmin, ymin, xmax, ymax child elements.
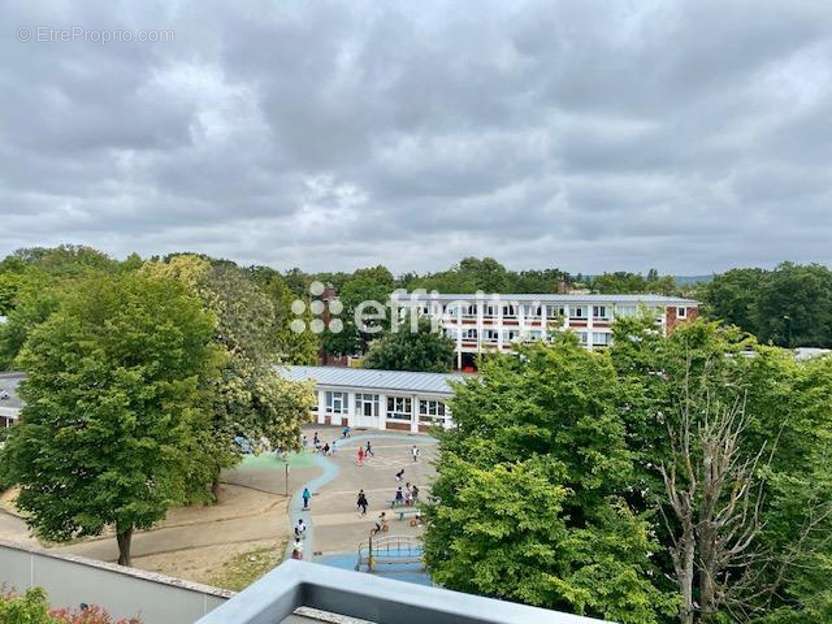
<box><xmin>195</xmin><ymin>559</ymin><xmax>614</xmax><ymax>624</ymax></box>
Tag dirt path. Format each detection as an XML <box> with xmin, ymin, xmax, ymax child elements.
<box><xmin>0</xmin><ymin>452</ymin><xmax>317</xmax><ymax>588</ymax></box>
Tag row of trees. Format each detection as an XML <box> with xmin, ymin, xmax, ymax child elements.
<box><xmin>1</xmin><ymin>248</ymin><xmax>697</xmax><ymax>365</ymax></box>
<box><xmin>0</xmin><ymin>246</ymin><xmax>316</xmax><ymax>565</ymax></box>
<box><xmin>424</xmin><ymin>319</ymin><xmax>832</xmax><ymax>624</ymax></box>
<box><xmin>699</xmin><ymin>262</ymin><xmax>832</xmax><ymax>348</ymax></box>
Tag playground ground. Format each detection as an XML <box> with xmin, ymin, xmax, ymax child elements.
<box><xmin>0</xmin><ymin>425</ymin><xmax>437</xmax><ymax>589</ymax></box>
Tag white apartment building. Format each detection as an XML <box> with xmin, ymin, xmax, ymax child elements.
<box><xmin>391</xmin><ymin>292</ymin><xmax>699</xmax><ymax>369</ymax></box>
<box><xmin>278</xmin><ymin>365</ymin><xmax>464</xmax><ymax>433</ymax></box>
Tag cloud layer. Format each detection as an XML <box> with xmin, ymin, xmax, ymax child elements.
<box><xmin>2</xmin><ymin>0</ymin><xmax>831</xmax><ymax>274</ymax></box>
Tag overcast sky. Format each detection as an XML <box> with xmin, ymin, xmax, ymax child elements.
<box><xmin>2</xmin><ymin>1</ymin><xmax>831</xmax><ymax>275</ymax></box>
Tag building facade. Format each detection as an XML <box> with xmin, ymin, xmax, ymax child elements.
<box><xmin>279</xmin><ymin>365</ymin><xmax>463</xmax><ymax>433</ymax></box>
<box><xmin>391</xmin><ymin>292</ymin><xmax>699</xmax><ymax>369</ymax></box>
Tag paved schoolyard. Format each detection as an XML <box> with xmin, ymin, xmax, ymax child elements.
<box><xmin>293</xmin><ymin>425</ymin><xmax>437</xmax><ymax>559</ymax></box>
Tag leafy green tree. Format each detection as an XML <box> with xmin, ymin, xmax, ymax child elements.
<box><xmin>248</xmin><ymin>265</ymin><xmax>319</xmax><ymax>365</ymax></box>
<box><xmin>364</xmin><ymin>318</ymin><xmax>455</xmax><ymax>372</ymax></box>
<box><xmin>699</xmin><ymin>267</ymin><xmax>766</xmax><ymax>333</ymax></box>
<box><xmin>610</xmin><ymin>318</ymin><xmax>832</xmax><ymax>623</ymax></box>
<box><xmin>0</xmin><ymin>271</ymin><xmax>25</xmax><ymax>315</ymax></box>
<box><xmin>141</xmin><ymin>256</ymin><xmax>315</xmax><ymax>497</ymax></box>
<box><xmin>701</xmin><ymin>263</ymin><xmax>832</xmax><ymax>348</ymax></box>
<box><xmin>321</xmin><ymin>266</ymin><xmax>395</xmax><ymax>357</ymax></box>
<box><xmin>6</xmin><ymin>245</ymin><xmax>117</xmax><ymax>277</ymax></box>
<box><xmin>1</xmin><ymin>272</ymin><xmax>222</xmax><ymax>566</ymax></box>
<box><xmin>0</xmin><ymin>279</ymin><xmax>66</xmax><ymax>370</ymax></box>
<box><xmin>511</xmin><ymin>268</ymin><xmax>570</xmax><ymax>293</ymax></box>
<box><xmin>423</xmin><ymin>335</ymin><xmax>674</xmax><ymax>623</ymax></box>
<box><xmin>754</xmin><ymin>263</ymin><xmax>832</xmax><ymax>348</ymax></box>
<box><xmin>591</xmin><ymin>270</ymin><xmax>676</xmax><ymax>295</ymax></box>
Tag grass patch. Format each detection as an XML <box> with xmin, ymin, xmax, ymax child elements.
<box><xmin>210</xmin><ymin>542</ymin><xmax>287</xmax><ymax>591</ymax></box>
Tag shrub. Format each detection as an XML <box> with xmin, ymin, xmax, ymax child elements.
<box><xmin>0</xmin><ymin>588</ymin><xmax>140</xmax><ymax>624</ymax></box>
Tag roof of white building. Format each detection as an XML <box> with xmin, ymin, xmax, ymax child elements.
<box><xmin>794</xmin><ymin>347</ymin><xmax>831</xmax><ymax>361</ymax></box>
<box><xmin>278</xmin><ymin>365</ymin><xmax>467</xmax><ymax>396</ymax></box>
<box><xmin>391</xmin><ymin>292</ymin><xmax>699</xmax><ymax>305</ymax></box>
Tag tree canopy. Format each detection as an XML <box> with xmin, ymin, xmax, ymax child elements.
<box><xmin>2</xmin><ymin>271</ymin><xmax>223</xmax><ymax>566</ymax></box>
<box><xmin>423</xmin><ymin>333</ymin><xmax>674</xmax><ymax>623</ymax></box>
<box><xmin>364</xmin><ymin>317</ymin><xmax>455</xmax><ymax>372</ymax></box>
<box><xmin>425</xmin><ymin>320</ymin><xmax>832</xmax><ymax>623</ymax></box>
<box><xmin>700</xmin><ymin>262</ymin><xmax>832</xmax><ymax>348</ymax></box>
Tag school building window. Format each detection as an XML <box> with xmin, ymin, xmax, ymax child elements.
<box><xmin>387</xmin><ymin>396</ymin><xmax>412</xmax><ymax>421</ymax></box>
<box><xmin>419</xmin><ymin>400</ymin><xmax>447</xmax><ymax>423</ymax></box>
<box><xmin>325</xmin><ymin>391</ymin><xmax>347</xmax><ymax>414</ymax></box>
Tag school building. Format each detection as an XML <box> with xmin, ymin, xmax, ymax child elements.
<box><xmin>278</xmin><ymin>365</ymin><xmax>464</xmax><ymax>433</ymax></box>
<box><xmin>391</xmin><ymin>292</ymin><xmax>700</xmax><ymax>369</ymax></box>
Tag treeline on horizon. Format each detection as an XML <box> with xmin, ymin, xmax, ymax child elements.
<box><xmin>1</xmin><ymin>245</ymin><xmax>831</xmax><ymax>355</ymax></box>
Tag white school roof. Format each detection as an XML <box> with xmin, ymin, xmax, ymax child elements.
<box><xmin>278</xmin><ymin>365</ymin><xmax>466</xmax><ymax>396</ymax></box>
<box><xmin>391</xmin><ymin>292</ymin><xmax>699</xmax><ymax>305</ymax></box>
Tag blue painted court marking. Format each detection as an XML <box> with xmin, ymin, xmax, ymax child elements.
<box><xmin>314</xmin><ymin>551</ymin><xmax>433</xmax><ymax>587</ymax></box>
<box><xmin>285</xmin><ymin>432</ymin><xmax>437</xmax><ymax>561</ymax></box>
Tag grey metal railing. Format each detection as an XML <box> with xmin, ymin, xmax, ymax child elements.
<box><xmin>194</xmin><ymin>559</ymin><xmax>614</xmax><ymax>624</ymax></box>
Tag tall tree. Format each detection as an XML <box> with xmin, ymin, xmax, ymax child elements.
<box><xmin>611</xmin><ymin>318</ymin><xmax>832</xmax><ymax>623</ymax></box>
<box><xmin>248</xmin><ymin>265</ymin><xmax>320</xmax><ymax>365</ymax></box>
<box><xmin>364</xmin><ymin>317</ymin><xmax>455</xmax><ymax>372</ymax></box>
<box><xmin>321</xmin><ymin>265</ymin><xmax>395</xmax><ymax>357</ymax></box>
<box><xmin>753</xmin><ymin>263</ymin><xmax>832</xmax><ymax>348</ymax></box>
<box><xmin>1</xmin><ymin>272</ymin><xmax>222</xmax><ymax>566</ymax></box>
<box><xmin>141</xmin><ymin>255</ymin><xmax>314</xmax><ymax>497</ymax></box>
<box><xmin>423</xmin><ymin>335</ymin><xmax>674</xmax><ymax>623</ymax></box>
<box><xmin>700</xmin><ymin>268</ymin><xmax>766</xmax><ymax>334</ymax></box>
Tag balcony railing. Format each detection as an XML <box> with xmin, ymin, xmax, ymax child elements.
<box><xmin>195</xmin><ymin>559</ymin><xmax>613</xmax><ymax>624</ymax></box>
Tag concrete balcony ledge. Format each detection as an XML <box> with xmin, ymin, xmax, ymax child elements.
<box><xmin>196</xmin><ymin>559</ymin><xmax>614</xmax><ymax>624</ymax></box>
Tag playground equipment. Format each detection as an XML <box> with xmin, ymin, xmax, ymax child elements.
<box><xmin>355</xmin><ymin>535</ymin><xmax>423</xmax><ymax>572</ymax></box>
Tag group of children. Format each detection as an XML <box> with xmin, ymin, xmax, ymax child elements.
<box><xmin>302</xmin><ymin>431</ymin><xmax>340</xmax><ymax>456</ymax></box>
<box><xmin>392</xmin><ymin>481</ymin><xmax>419</xmax><ymax>508</ymax></box>
<box><xmin>291</xmin><ymin>431</ymin><xmax>426</xmax><ymax>560</ymax></box>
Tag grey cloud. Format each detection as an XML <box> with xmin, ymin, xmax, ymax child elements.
<box><xmin>1</xmin><ymin>0</ymin><xmax>832</xmax><ymax>275</ymax></box>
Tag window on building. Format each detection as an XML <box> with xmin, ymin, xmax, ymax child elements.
<box><xmin>572</xmin><ymin>306</ymin><xmax>585</xmax><ymax>319</ymax></box>
<box><xmin>483</xmin><ymin>328</ymin><xmax>500</xmax><ymax>342</ymax></box>
<box><xmin>356</xmin><ymin>393</ymin><xmax>379</xmax><ymax>418</ymax></box>
<box><xmin>462</xmin><ymin>328</ymin><xmax>478</xmax><ymax>341</ymax></box>
<box><xmin>502</xmin><ymin>304</ymin><xmax>517</xmax><ymax>318</ymax></box>
<box><xmin>677</xmin><ymin>306</ymin><xmax>687</xmax><ymax>318</ymax></box>
<box><xmin>387</xmin><ymin>396</ymin><xmax>412</xmax><ymax>421</ymax></box>
<box><xmin>419</xmin><ymin>399</ymin><xmax>447</xmax><ymax>423</ymax></box>
<box><xmin>592</xmin><ymin>305</ymin><xmax>608</xmax><ymax>319</ymax></box>
<box><xmin>464</xmin><ymin>303</ymin><xmax>477</xmax><ymax>317</ymax></box>
<box><xmin>325</xmin><ymin>391</ymin><xmax>347</xmax><ymax>414</ymax></box>
<box><xmin>592</xmin><ymin>332</ymin><xmax>612</xmax><ymax>347</ymax></box>
<box><xmin>579</xmin><ymin>331</ymin><xmax>589</xmax><ymax>344</ymax></box>
<box><xmin>483</xmin><ymin>304</ymin><xmax>497</xmax><ymax>318</ymax></box>
<box><xmin>524</xmin><ymin>304</ymin><xmax>542</xmax><ymax>318</ymax></box>
<box><xmin>502</xmin><ymin>329</ymin><xmax>519</xmax><ymax>342</ymax></box>
<box><xmin>616</xmin><ymin>305</ymin><xmax>636</xmax><ymax>317</ymax></box>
